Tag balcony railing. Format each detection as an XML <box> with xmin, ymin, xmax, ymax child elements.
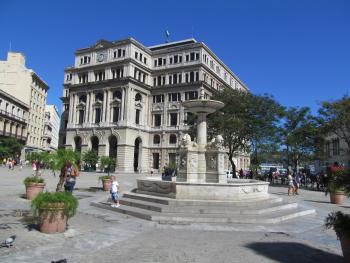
<box><xmin>0</xmin><ymin>110</ymin><xmax>26</xmax><ymax>123</ymax></box>
<box><xmin>1</xmin><ymin>131</ymin><xmax>27</xmax><ymax>141</ymax></box>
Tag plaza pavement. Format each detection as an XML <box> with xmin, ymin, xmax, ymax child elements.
<box><xmin>0</xmin><ymin>166</ymin><xmax>348</xmax><ymax>263</ymax></box>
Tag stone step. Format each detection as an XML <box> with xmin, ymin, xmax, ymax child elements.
<box><xmin>152</xmin><ymin>208</ymin><xmax>316</xmax><ymax>224</ymax></box>
<box><xmin>90</xmin><ymin>201</ymin><xmax>315</xmax><ymax>224</ymax></box>
<box><xmin>91</xmin><ymin>201</ymin><xmax>153</xmax><ymax>221</ymax></box>
<box><xmin>119</xmin><ymin>196</ymin><xmax>298</xmax><ymax>215</ymax></box>
<box><xmin>123</xmin><ymin>192</ymin><xmax>283</xmax><ymax>207</ymax></box>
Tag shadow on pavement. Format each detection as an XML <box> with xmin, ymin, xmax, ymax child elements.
<box><xmin>245</xmin><ymin>242</ymin><xmax>343</xmax><ymax>262</ymax></box>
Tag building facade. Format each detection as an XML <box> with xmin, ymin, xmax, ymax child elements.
<box><xmin>0</xmin><ymin>89</ymin><xmax>28</xmax><ymax>143</ymax></box>
<box><xmin>0</xmin><ymin>52</ymin><xmax>49</xmax><ymax>153</ymax></box>
<box><xmin>324</xmin><ymin>134</ymin><xmax>350</xmax><ymax>168</ymax></box>
<box><xmin>60</xmin><ymin>38</ymin><xmax>250</xmax><ymax>173</ymax></box>
<box><xmin>44</xmin><ymin>105</ymin><xmax>60</xmax><ymax>150</ymax></box>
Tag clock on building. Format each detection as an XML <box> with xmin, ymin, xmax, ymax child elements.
<box><xmin>97</xmin><ymin>53</ymin><xmax>104</xmax><ymax>62</ymax></box>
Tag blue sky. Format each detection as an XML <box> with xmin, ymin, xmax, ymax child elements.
<box><xmin>1</xmin><ymin>0</ymin><xmax>349</xmax><ymax>114</ymax></box>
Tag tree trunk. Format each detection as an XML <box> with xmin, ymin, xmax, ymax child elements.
<box><xmin>55</xmin><ymin>167</ymin><xmax>66</xmax><ymax>192</ymax></box>
<box><xmin>228</xmin><ymin>154</ymin><xmax>236</xmax><ymax>178</ymax></box>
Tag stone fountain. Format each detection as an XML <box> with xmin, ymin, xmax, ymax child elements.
<box><xmin>93</xmin><ymin>97</ymin><xmax>316</xmax><ymax>224</ymax></box>
<box><xmin>136</xmin><ymin>98</ymin><xmax>270</xmax><ymax>201</ymax></box>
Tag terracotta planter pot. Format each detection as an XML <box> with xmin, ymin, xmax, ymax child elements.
<box><xmin>26</xmin><ymin>183</ymin><xmax>45</xmax><ymax>200</ymax></box>
<box><xmin>102</xmin><ymin>179</ymin><xmax>112</xmax><ymax>191</ymax></box>
<box><xmin>340</xmin><ymin>235</ymin><xmax>350</xmax><ymax>261</ymax></box>
<box><xmin>39</xmin><ymin>203</ymin><xmax>67</xmax><ymax>234</ymax></box>
<box><xmin>330</xmin><ymin>192</ymin><xmax>345</xmax><ymax>204</ymax></box>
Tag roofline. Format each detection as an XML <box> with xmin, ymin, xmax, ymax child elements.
<box><xmin>200</xmin><ymin>42</ymin><xmax>249</xmax><ymax>91</ymax></box>
<box><xmin>148</xmin><ymin>38</ymin><xmax>197</xmax><ymax>50</ymax></box>
<box><xmin>31</xmin><ymin>71</ymin><xmax>49</xmax><ymax>90</ymax></box>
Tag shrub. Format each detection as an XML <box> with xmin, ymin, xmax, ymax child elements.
<box><xmin>99</xmin><ymin>175</ymin><xmax>113</xmax><ymax>181</ymax></box>
<box><xmin>31</xmin><ymin>192</ymin><xmax>78</xmax><ymax>218</ymax></box>
<box><xmin>325</xmin><ymin>211</ymin><xmax>350</xmax><ymax>239</ymax></box>
<box><xmin>24</xmin><ymin>176</ymin><xmax>45</xmax><ymax>187</ymax></box>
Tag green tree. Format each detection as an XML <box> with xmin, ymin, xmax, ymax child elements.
<box><xmin>100</xmin><ymin>156</ymin><xmax>116</xmax><ymax>175</ymax></box>
<box><xmin>319</xmin><ymin>96</ymin><xmax>350</xmax><ymax>157</ymax></box>
<box><xmin>82</xmin><ymin>150</ymin><xmax>99</xmax><ymax>170</ymax></box>
<box><xmin>281</xmin><ymin>107</ymin><xmax>319</xmax><ymax>171</ymax></box>
<box><xmin>208</xmin><ymin>88</ymin><xmax>283</xmax><ymax>175</ymax></box>
<box><xmin>0</xmin><ymin>137</ymin><xmax>23</xmax><ymax>159</ymax></box>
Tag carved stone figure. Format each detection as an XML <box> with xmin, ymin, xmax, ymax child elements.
<box><xmin>180</xmin><ymin>133</ymin><xmax>191</xmax><ymax>147</ymax></box>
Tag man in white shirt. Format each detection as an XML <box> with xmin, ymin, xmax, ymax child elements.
<box><xmin>110</xmin><ymin>176</ymin><xmax>120</xmax><ymax>208</ymax></box>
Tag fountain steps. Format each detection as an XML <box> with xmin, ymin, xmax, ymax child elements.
<box><xmin>90</xmin><ymin>192</ymin><xmax>315</xmax><ymax>224</ymax></box>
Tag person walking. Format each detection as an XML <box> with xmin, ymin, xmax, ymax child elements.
<box><xmin>294</xmin><ymin>173</ymin><xmax>301</xmax><ymax>195</ymax></box>
<box><xmin>288</xmin><ymin>172</ymin><xmax>295</xmax><ymax>196</ymax></box>
<box><xmin>110</xmin><ymin>176</ymin><xmax>120</xmax><ymax>208</ymax></box>
<box><xmin>56</xmin><ymin>160</ymin><xmax>79</xmax><ymax>192</ymax></box>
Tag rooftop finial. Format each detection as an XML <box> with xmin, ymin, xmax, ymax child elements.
<box><xmin>165</xmin><ymin>30</ymin><xmax>170</xmax><ymax>43</ymax></box>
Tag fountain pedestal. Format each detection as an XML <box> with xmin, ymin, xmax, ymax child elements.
<box><xmin>135</xmin><ymin>98</ymin><xmax>270</xmax><ymax>201</ymax></box>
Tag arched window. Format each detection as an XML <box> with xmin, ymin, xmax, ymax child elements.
<box><xmin>169</xmin><ymin>134</ymin><xmax>177</xmax><ymax>144</ymax></box>
<box><xmin>153</xmin><ymin>134</ymin><xmax>160</xmax><ymax>144</ymax></box>
<box><xmin>135</xmin><ymin>93</ymin><xmax>142</xmax><ymax>102</ymax></box>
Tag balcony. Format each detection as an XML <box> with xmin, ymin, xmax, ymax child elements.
<box><xmin>0</xmin><ymin>131</ymin><xmax>27</xmax><ymax>142</ymax></box>
<box><xmin>0</xmin><ymin>110</ymin><xmax>27</xmax><ymax>124</ymax></box>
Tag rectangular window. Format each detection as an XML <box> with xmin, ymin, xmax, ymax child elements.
<box><xmin>144</xmin><ymin>57</ymin><xmax>147</xmax><ymax>64</ymax></box>
<box><xmin>95</xmin><ymin>108</ymin><xmax>101</xmax><ymax>124</ymax></box>
<box><xmin>122</xmin><ymin>50</ymin><xmax>125</xmax><ymax>57</ymax></box>
<box><xmin>179</xmin><ymin>56</ymin><xmax>182</xmax><ymax>63</ymax></box>
<box><xmin>118</xmin><ymin>49</ymin><xmax>122</xmax><ymax>57</ymax></box>
<box><xmin>135</xmin><ymin>109</ymin><xmax>140</xmax><ymax>124</ymax></box>
<box><xmin>195</xmin><ymin>53</ymin><xmax>199</xmax><ymax>60</ymax></box>
<box><xmin>195</xmin><ymin>72</ymin><xmax>199</xmax><ymax>81</ymax></box>
<box><xmin>190</xmin><ymin>52</ymin><xmax>195</xmax><ymax>61</ymax></box>
<box><xmin>179</xmin><ymin>74</ymin><xmax>182</xmax><ymax>83</ymax></box>
<box><xmin>170</xmin><ymin>113</ymin><xmax>178</xmax><ymax>126</ymax></box>
<box><xmin>173</xmin><ymin>74</ymin><xmax>178</xmax><ymax>84</ymax></box>
<box><xmin>168</xmin><ymin>92</ymin><xmax>180</xmax><ymax>102</ymax></box>
<box><xmin>170</xmin><ymin>57</ymin><xmax>173</xmax><ymax>64</ymax></box>
<box><xmin>154</xmin><ymin>114</ymin><xmax>161</xmax><ymax>127</ymax></box>
<box><xmin>139</xmin><ymin>53</ymin><xmax>143</xmax><ymax>61</ymax></box>
<box><xmin>157</xmin><ymin>76</ymin><xmax>161</xmax><ymax>86</ymax></box>
<box><xmin>186</xmin><ymin>55</ymin><xmax>189</xmax><ymax>62</ymax></box>
<box><xmin>174</xmin><ymin>55</ymin><xmax>178</xmax><ymax>63</ymax></box>
<box><xmin>158</xmin><ymin>58</ymin><xmax>162</xmax><ymax>66</ymax></box>
<box><xmin>113</xmin><ymin>107</ymin><xmax>119</xmax><ymax>122</ymax></box>
<box><xmin>78</xmin><ymin>110</ymin><xmax>84</xmax><ymax>124</ymax></box>
<box><xmin>153</xmin><ymin>153</ymin><xmax>160</xmax><ymax>169</ymax></box>
<box><xmin>153</xmin><ymin>95</ymin><xmax>164</xmax><ymax>103</ymax></box>
<box><xmin>169</xmin><ymin>76</ymin><xmax>172</xmax><ymax>85</ymax></box>
<box><xmin>153</xmin><ymin>78</ymin><xmax>156</xmax><ymax>86</ymax></box>
<box><xmin>185</xmin><ymin>91</ymin><xmax>198</xmax><ymax>100</ymax></box>
<box><xmin>135</xmin><ymin>52</ymin><xmax>138</xmax><ymax>59</ymax></box>
<box><xmin>163</xmin><ymin>58</ymin><xmax>166</xmax><ymax>65</ymax></box>
<box><xmin>154</xmin><ymin>60</ymin><xmax>157</xmax><ymax>67</ymax></box>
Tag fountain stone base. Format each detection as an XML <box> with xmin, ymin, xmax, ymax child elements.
<box><xmin>137</xmin><ymin>178</ymin><xmax>269</xmax><ymax>201</ymax></box>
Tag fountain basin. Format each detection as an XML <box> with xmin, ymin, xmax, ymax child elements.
<box><xmin>137</xmin><ymin>178</ymin><xmax>270</xmax><ymax>201</ymax></box>
<box><xmin>182</xmin><ymin>99</ymin><xmax>224</xmax><ymax>114</ymax></box>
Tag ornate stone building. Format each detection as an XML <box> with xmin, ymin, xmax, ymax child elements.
<box><xmin>60</xmin><ymin>38</ymin><xmax>250</xmax><ymax>173</ymax></box>
<box><xmin>0</xmin><ymin>89</ymin><xmax>28</xmax><ymax>144</ymax></box>
<box><xmin>0</xmin><ymin>52</ymin><xmax>49</xmax><ymax>154</ymax></box>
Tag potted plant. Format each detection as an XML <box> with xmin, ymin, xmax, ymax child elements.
<box><xmin>24</xmin><ymin>176</ymin><xmax>45</xmax><ymax>200</ymax></box>
<box><xmin>325</xmin><ymin>211</ymin><xmax>350</xmax><ymax>260</ymax></box>
<box><xmin>31</xmin><ymin>192</ymin><xmax>78</xmax><ymax>234</ymax></box>
<box><xmin>326</xmin><ymin>168</ymin><xmax>349</xmax><ymax>204</ymax></box>
<box><xmin>99</xmin><ymin>175</ymin><xmax>113</xmax><ymax>191</ymax></box>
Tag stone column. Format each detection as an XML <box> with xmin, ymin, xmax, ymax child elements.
<box><xmin>68</xmin><ymin>94</ymin><xmax>74</xmax><ymax>123</ymax></box>
<box><xmin>85</xmin><ymin>93</ymin><xmax>90</xmax><ymax>123</ymax></box>
<box><xmin>120</xmin><ymin>88</ymin><xmax>125</xmax><ymax>120</ymax></box>
<box><xmin>106</xmin><ymin>90</ymin><xmax>111</xmax><ymax>123</ymax></box>
<box><xmin>197</xmin><ymin>113</ymin><xmax>207</xmax><ymax>147</ymax></box>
